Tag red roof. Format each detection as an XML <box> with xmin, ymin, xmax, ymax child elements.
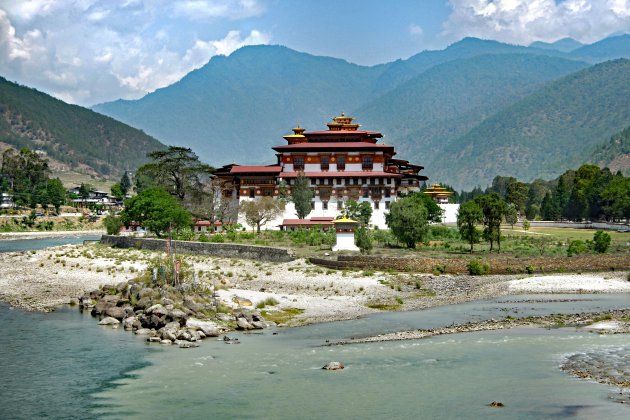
<box><xmin>230</xmin><ymin>165</ymin><xmax>281</xmax><ymax>174</ymax></box>
<box><xmin>280</xmin><ymin>171</ymin><xmax>402</xmax><ymax>178</ymax></box>
<box><xmin>273</xmin><ymin>142</ymin><xmax>394</xmax><ymax>152</ymax></box>
<box><xmin>310</xmin><ymin>217</ymin><xmax>334</xmax><ymax>221</ymax></box>
<box><xmin>280</xmin><ymin>219</ymin><xmax>334</xmax><ymax>227</ymax></box>
<box><xmin>194</xmin><ymin>220</ymin><xmax>212</xmax><ymax>226</ymax></box>
<box><xmin>304</xmin><ymin>130</ymin><xmax>382</xmax><ymax>136</ymax></box>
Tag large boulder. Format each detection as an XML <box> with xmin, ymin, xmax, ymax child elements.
<box><xmin>101</xmin><ymin>294</ymin><xmax>120</xmax><ymax>305</ymax></box>
<box><xmin>134</xmin><ymin>296</ymin><xmax>152</xmax><ymax>311</ymax></box>
<box><xmin>146</xmin><ymin>304</ymin><xmax>168</xmax><ymax>317</ymax></box>
<box><xmin>98</xmin><ymin>317</ymin><xmax>120</xmax><ymax>326</ymax></box>
<box><xmin>104</xmin><ymin>306</ymin><xmax>126</xmax><ymax>320</ymax></box>
<box><xmin>168</xmin><ymin>309</ymin><xmax>188</xmax><ymax>325</ymax></box>
<box><xmin>123</xmin><ymin>316</ymin><xmax>138</xmax><ymax>330</ymax></box>
<box><xmin>186</xmin><ymin>318</ymin><xmax>221</xmax><ymax>337</ymax></box>
<box><xmin>236</xmin><ymin>317</ymin><xmax>254</xmax><ymax>331</ymax></box>
<box><xmin>91</xmin><ymin>301</ymin><xmax>112</xmax><ymax>316</ymax></box>
<box><xmin>138</xmin><ymin>288</ymin><xmax>155</xmax><ymax>298</ymax></box>
<box><xmin>322</xmin><ymin>362</ymin><xmax>344</xmax><ymax>371</ymax></box>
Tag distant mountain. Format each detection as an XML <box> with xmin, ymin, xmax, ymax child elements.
<box><xmin>590</xmin><ymin>125</ymin><xmax>630</xmax><ymax>175</ymax></box>
<box><xmin>571</xmin><ymin>34</ymin><xmax>630</xmax><ymax>61</ymax></box>
<box><xmin>94</xmin><ymin>45</ymin><xmax>387</xmax><ymax>165</ymax></box>
<box><xmin>0</xmin><ymin>77</ymin><xmax>164</xmax><ymax>177</ymax></box>
<box><xmin>432</xmin><ymin>59</ymin><xmax>630</xmax><ymax>189</ymax></box>
<box><xmin>357</xmin><ymin>54</ymin><xmax>588</xmax><ymax>167</ymax></box>
<box><xmin>530</xmin><ymin>38</ymin><xmax>583</xmax><ymax>52</ymax></box>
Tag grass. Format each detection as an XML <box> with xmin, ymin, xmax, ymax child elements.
<box><xmin>260</xmin><ymin>307</ymin><xmax>304</xmax><ymax>325</ymax></box>
<box><xmin>255</xmin><ymin>297</ymin><xmax>279</xmax><ymax>309</ymax></box>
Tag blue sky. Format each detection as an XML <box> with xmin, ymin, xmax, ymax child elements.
<box><xmin>1</xmin><ymin>0</ymin><xmax>629</xmax><ymax>106</ymax></box>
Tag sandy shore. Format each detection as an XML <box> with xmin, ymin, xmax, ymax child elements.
<box><xmin>1</xmin><ymin>241</ymin><xmax>629</xmax><ymax>325</ymax></box>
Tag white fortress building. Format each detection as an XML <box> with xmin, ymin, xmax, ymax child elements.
<box><xmin>215</xmin><ymin>113</ymin><xmax>428</xmax><ymax>230</ymax></box>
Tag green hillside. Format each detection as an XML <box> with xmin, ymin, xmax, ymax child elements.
<box><xmin>0</xmin><ymin>77</ymin><xmax>164</xmax><ymax>177</ymax></box>
<box><xmin>432</xmin><ymin>59</ymin><xmax>630</xmax><ymax>189</ymax></box>
<box><xmin>590</xmin><ymin>125</ymin><xmax>630</xmax><ymax>175</ymax></box>
<box><xmin>357</xmin><ymin>54</ymin><xmax>588</xmax><ymax>166</ymax></box>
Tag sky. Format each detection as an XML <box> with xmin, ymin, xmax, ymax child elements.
<box><xmin>1</xmin><ymin>0</ymin><xmax>630</xmax><ymax>106</ymax></box>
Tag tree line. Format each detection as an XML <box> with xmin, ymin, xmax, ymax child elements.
<box><xmin>455</xmin><ymin>164</ymin><xmax>630</xmax><ymax>222</ymax></box>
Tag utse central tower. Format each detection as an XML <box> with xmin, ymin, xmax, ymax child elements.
<box><xmin>215</xmin><ymin>113</ymin><xmax>428</xmax><ymax>229</ymax></box>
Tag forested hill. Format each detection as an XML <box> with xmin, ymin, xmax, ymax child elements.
<box><xmin>590</xmin><ymin>125</ymin><xmax>630</xmax><ymax>175</ymax></box>
<box><xmin>432</xmin><ymin>59</ymin><xmax>630</xmax><ymax>189</ymax></box>
<box><xmin>0</xmin><ymin>77</ymin><xmax>165</xmax><ymax>177</ymax></box>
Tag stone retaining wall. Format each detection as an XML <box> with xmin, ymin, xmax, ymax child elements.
<box><xmin>100</xmin><ymin>235</ymin><xmax>295</xmax><ymax>262</ymax></box>
<box><xmin>310</xmin><ymin>254</ymin><xmax>630</xmax><ymax>274</ymax></box>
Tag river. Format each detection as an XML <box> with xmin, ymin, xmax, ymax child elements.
<box><xmin>0</xmin><ymin>238</ymin><xmax>629</xmax><ymax>419</ymax></box>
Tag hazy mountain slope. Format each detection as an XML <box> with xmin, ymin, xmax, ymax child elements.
<box><xmin>357</xmin><ymin>54</ymin><xmax>588</xmax><ymax>166</ymax></box>
<box><xmin>432</xmin><ymin>59</ymin><xmax>630</xmax><ymax>189</ymax></box>
<box><xmin>530</xmin><ymin>38</ymin><xmax>583</xmax><ymax>52</ymax></box>
<box><xmin>571</xmin><ymin>34</ymin><xmax>630</xmax><ymax>61</ymax></box>
<box><xmin>94</xmin><ymin>45</ymin><xmax>387</xmax><ymax>165</ymax></box>
<box><xmin>0</xmin><ymin>77</ymin><xmax>164</xmax><ymax>177</ymax></box>
<box><xmin>590</xmin><ymin>125</ymin><xmax>630</xmax><ymax>175</ymax></box>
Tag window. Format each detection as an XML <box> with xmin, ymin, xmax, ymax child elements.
<box><xmin>385</xmin><ymin>201</ymin><xmax>390</xmax><ymax>209</ymax></box>
<box><xmin>374</xmin><ymin>201</ymin><xmax>380</xmax><ymax>209</ymax></box>
<box><xmin>249</xmin><ymin>189</ymin><xmax>255</xmax><ymax>198</ymax></box>
<box><xmin>385</xmin><ymin>188</ymin><xmax>391</xmax><ymax>198</ymax></box>
<box><xmin>310</xmin><ymin>201</ymin><xmax>315</xmax><ymax>210</ymax></box>
<box><xmin>320</xmin><ymin>156</ymin><xmax>329</xmax><ymax>171</ymax></box>
<box><xmin>293</xmin><ymin>156</ymin><xmax>304</xmax><ymax>171</ymax></box>
<box><xmin>336</xmin><ymin>178</ymin><xmax>342</xmax><ymax>185</ymax></box>
<box><xmin>363</xmin><ymin>189</ymin><xmax>369</xmax><ymax>198</ymax></box>
<box><xmin>354</xmin><ymin>178</ymin><xmax>359</xmax><ymax>185</ymax></box>
<box><xmin>322</xmin><ymin>201</ymin><xmax>328</xmax><ymax>210</ymax></box>
<box><xmin>311</xmin><ymin>178</ymin><xmax>317</xmax><ymax>186</ymax></box>
<box><xmin>336</xmin><ymin>155</ymin><xmax>345</xmax><ymax>171</ymax></box>
<box><xmin>337</xmin><ymin>200</ymin><xmax>344</xmax><ymax>209</ymax></box>
<box><xmin>362</xmin><ymin>155</ymin><xmax>373</xmax><ymax>170</ymax></box>
<box><xmin>370</xmin><ymin>178</ymin><xmax>376</xmax><ymax>185</ymax></box>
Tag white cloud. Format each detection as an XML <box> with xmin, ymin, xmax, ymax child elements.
<box><xmin>408</xmin><ymin>23</ymin><xmax>424</xmax><ymax>37</ymax></box>
<box><xmin>0</xmin><ymin>2</ymin><xmax>270</xmax><ymax>105</ymax></box>
<box><xmin>173</xmin><ymin>0</ymin><xmax>265</xmax><ymax>20</ymax></box>
<box><xmin>444</xmin><ymin>0</ymin><xmax>630</xmax><ymax>45</ymax></box>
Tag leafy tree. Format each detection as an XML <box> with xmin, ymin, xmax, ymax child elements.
<box><xmin>46</xmin><ymin>178</ymin><xmax>66</xmax><ymax>213</ymax></box>
<box><xmin>504</xmin><ymin>203</ymin><xmax>518</xmax><ymax>228</ymax></box>
<box><xmin>600</xmin><ymin>174</ymin><xmax>630</xmax><ymax>221</ymax></box>
<box><xmin>592</xmin><ymin>230</ymin><xmax>611</xmax><ymax>253</ymax></box>
<box><xmin>506</xmin><ymin>181</ymin><xmax>529</xmax><ymax>214</ymax></box>
<box><xmin>540</xmin><ymin>192</ymin><xmax>560</xmax><ymax>220</ymax></box>
<box><xmin>120</xmin><ymin>172</ymin><xmax>132</xmax><ymax>196</ymax></box>
<box><xmin>120</xmin><ymin>188</ymin><xmax>191</xmax><ymax>238</ymax></box>
<box><xmin>291</xmin><ymin>172</ymin><xmax>313</xmax><ymax>219</ymax></box>
<box><xmin>457</xmin><ymin>200</ymin><xmax>483</xmax><ymax>253</ymax></box>
<box><xmin>474</xmin><ymin>193</ymin><xmax>507</xmax><ymax>252</ymax></box>
<box><xmin>488</xmin><ymin>176</ymin><xmax>516</xmax><ymax>198</ymax></box>
<box><xmin>354</xmin><ymin>225</ymin><xmax>373</xmax><ymax>254</ymax></box>
<box><xmin>398</xmin><ymin>192</ymin><xmax>443</xmax><ymax>223</ymax></box>
<box><xmin>345</xmin><ymin>200</ymin><xmax>373</xmax><ymax>226</ymax></box>
<box><xmin>239</xmin><ymin>197</ymin><xmax>285</xmax><ymax>233</ymax></box>
<box><xmin>78</xmin><ymin>183</ymin><xmax>93</xmax><ymax>199</ymax></box>
<box><xmin>1</xmin><ymin>148</ymin><xmax>50</xmax><ymax>207</ymax></box>
<box><xmin>103</xmin><ymin>215</ymin><xmax>123</xmax><ymax>235</ymax></box>
<box><xmin>386</xmin><ymin>195</ymin><xmax>429</xmax><ymax>248</ymax></box>
<box><xmin>137</xmin><ymin>146</ymin><xmax>214</xmax><ymax>205</ymax></box>
<box><xmin>111</xmin><ymin>183</ymin><xmax>124</xmax><ymax>199</ymax></box>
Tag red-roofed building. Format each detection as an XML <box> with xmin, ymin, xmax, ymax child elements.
<box><xmin>216</xmin><ymin>113</ymin><xmax>428</xmax><ymax>229</ymax></box>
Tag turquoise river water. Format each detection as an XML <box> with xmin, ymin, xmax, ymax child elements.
<box><xmin>1</xmin><ymin>238</ymin><xmax>629</xmax><ymax>419</ymax></box>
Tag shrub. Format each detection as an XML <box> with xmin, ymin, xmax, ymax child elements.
<box><xmin>522</xmin><ymin>219</ymin><xmax>530</xmax><ymax>231</ymax></box>
<box><xmin>433</xmin><ymin>264</ymin><xmax>447</xmax><ymax>275</ymax></box>
<box><xmin>567</xmin><ymin>240</ymin><xmax>588</xmax><ymax>256</ymax></box>
<box><xmin>198</xmin><ymin>233</ymin><xmax>209</xmax><ymax>242</ymax></box>
<box><xmin>467</xmin><ymin>259</ymin><xmax>489</xmax><ymax>275</ymax></box>
<box><xmin>103</xmin><ymin>215</ymin><xmax>123</xmax><ymax>235</ymax></box>
<box><xmin>210</xmin><ymin>234</ymin><xmax>225</xmax><ymax>243</ymax></box>
<box><xmin>525</xmin><ymin>265</ymin><xmax>534</xmax><ymax>274</ymax></box>
<box><xmin>355</xmin><ymin>226</ymin><xmax>373</xmax><ymax>254</ymax></box>
<box><xmin>592</xmin><ymin>231</ymin><xmax>611</xmax><ymax>254</ymax></box>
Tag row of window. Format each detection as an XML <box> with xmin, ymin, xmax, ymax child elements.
<box><xmin>305</xmin><ymin>177</ymin><xmax>393</xmax><ymax>186</ymax></box>
<box><xmin>314</xmin><ymin>200</ymin><xmax>390</xmax><ymax>210</ymax></box>
<box><xmin>292</xmin><ymin>155</ymin><xmax>373</xmax><ymax>171</ymax></box>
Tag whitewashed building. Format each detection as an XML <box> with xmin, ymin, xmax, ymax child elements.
<box><xmin>216</xmin><ymin>113</ymin><xmax>428</xmax><ymax>230</ymax></box>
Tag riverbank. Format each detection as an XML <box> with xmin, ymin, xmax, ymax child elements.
<box><xmin>0</xmin><ymin>230</ymin><xmax>104</xmax><ymax>241</ymax></box>
<box><xmin>0</xmin><ymin>241</ymin><xmax>629</xmax><ymax>323</ymax></box>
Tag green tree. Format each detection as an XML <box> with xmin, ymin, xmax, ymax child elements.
<box><xmin>540</xmin><ymin>192</ymin><xmax>560</xmax><ymax>220</ymax></box>
<box><xmin>120</xmin><ymin>172</ymin><xmax>132</xmax><ymax>196</ymax></box>
<box><xmin>46</xmin><ymin>178</ymin><xmax>66</xmax><ymax>213</ymax></box>
<box><xmin>103</xmin><ymin>215</ymin><xmax>124</xmax><ymax>235</ymax></box>
<box><xmin>1</xmin><ymin>148</ymin><xmax>50</xmax><ymax>207</ymax></box>
<box><xmin>111</xmin><ymin>183</ymin><xmax>124</xmax><ymax>199</ymax></box>
<box><xmin>291</xmin><ymin>172</ymin><xmax>313</xmax><ymax>219</ymax></box>
<box><xmin>592</xmin><ymin>230</ymin><xmax>611</xmax><ymax>253</ymax></box>
<box><xmin>504</xmin><ymin>203</ymin><xmax>518</xmax><ymax>228</ymax></box>
<box><xmin>506</xmin><ymin>181</ymin><xmax>529</xmax><ymax>214</ymax></box>
<box><xmin>239</xmin><ymin>197</ymin><xmax>285</xmax><ymax>233</ymax></box>
<box><xmin>137</xmin><ymin>146</ymin><xmax>214</xmax><ymax>205</ymax></box>
<box><xmin>78</xmin><ymin>183</ymin><xmax>93</xmax><ymax>199</ymax></box>
<box><xmin>345</xmin><ymin>200</ymin><xmax>373</xmax><ymax>226</ymax></box>
<box><xmin>474</xmin><ymin>193</ymin><xmax>507</xmax><ymax>252</ymax></box>
<box><xmin>386</xmin><ymin>195</ymin><xmax>429</xmax><ymax>248</ymax></box>
<box><xmin>120</xmin><ymin>188</ymin><xmax>191</xmax><ymax>238</ymax></box>
<box><xmin>354</xmin><ymin>225</ymin><xmax>373</xmax><ymax>254</ymax></box>
<box><xmin>457</xmin><ymin>200</ymin><xmax>483</xmax><ymax>253</ymax></box>
<box><xmin>600</xmin><ymin>174</ymin><xmax>630</xmax><ymax>221</ymax></box>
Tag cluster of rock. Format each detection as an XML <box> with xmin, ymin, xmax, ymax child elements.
<box><xmin>562</xmin><ymin>346</ymin><xmax>630</xmax><ymax>391</ymax></box>
<box><xmin>78</xmin><ymin>279</ymin><xmax>274</xmax><ymax>348</ymax></box>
